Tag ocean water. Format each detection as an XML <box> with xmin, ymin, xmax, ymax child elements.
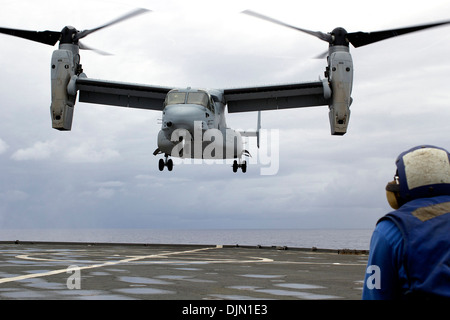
<box><xmin>0</xmin><ymin>228</ymin><xmax>373</xmax><ymax>250</ymax></box>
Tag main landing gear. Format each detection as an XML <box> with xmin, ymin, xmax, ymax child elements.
<box><xmin>158</xmin><ymin>154</ymin><xmax>173</xmax><ymax>171</ymax></box>
<box><xmin>232</xmin><ymin>150</ymin><xmax>251</xmax><ymax>173</ymax></box>
<box><xmin>232</xmin><ymin>159</ymin><xmax>247</xmax><ymax>173</ymax></box>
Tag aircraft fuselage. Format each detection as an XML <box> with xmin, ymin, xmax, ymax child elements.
<box><xmin>156</xmin><ymin>88</ymin><xmax>244</xmax><ymax>160</ymax></box>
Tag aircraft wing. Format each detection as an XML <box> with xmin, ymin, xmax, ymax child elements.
<box><xmin>223</xmin><ymin>81</ymin><xmax>330</xmax><ymax>113</ymax></box>
<box><xmin>76</xmin><ymin>77</ymin><xmax>173</xmax><ymax>111</ymax></box>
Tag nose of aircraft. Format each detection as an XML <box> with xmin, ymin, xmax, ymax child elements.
<box><xmin>163</xmin><ymin>104</ymin><xmax>207</xmax><ymax>133</ymax></box>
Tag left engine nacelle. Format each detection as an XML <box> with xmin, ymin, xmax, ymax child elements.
<box><xmin>327</xmin><ymin>48</ymin><xmax>353</xmax><ymax>135</ymax></box>
<box><xmin>50</xmin><ymin>48</ymin><xmax>78</xmax><ymax>131</ymax></box>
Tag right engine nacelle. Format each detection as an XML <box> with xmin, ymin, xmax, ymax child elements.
<box><xmin>50</xmin><ymin>47</ymin><xmax>78</xmax><ymax>131</ymax></box>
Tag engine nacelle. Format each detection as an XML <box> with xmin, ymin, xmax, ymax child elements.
<box><xmin>50</xmin><ymin>46</ymin><xmax>78</xmax><ymax>131</ymax></box>
<box><xmin>327</xmin><ymin>47</ymin><xmax>353</xmax><ymax>135</ymax></box>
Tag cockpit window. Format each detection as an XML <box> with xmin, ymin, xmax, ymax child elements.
<box><xmin>187</xmin><ymin>92</ymin><xmax>209</xmax><ymax>108</ymax></box>
<box><xmin>164</xmin><ymin>90</ymin><xmax>215</xmax><ymax>113</ymax></box>
<box><xmin>165</xmin><ymin>92</ymin><xmax>186</xmax><ymax>106</ymax></box>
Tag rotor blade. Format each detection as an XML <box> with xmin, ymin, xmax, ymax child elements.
<box><xmin>242</xmin><ymin>10</ymin><xmax>332</xmax><ymax>43</ymax></box>
<box><xmin>347</xmin><ymin>20</ymin><xmax>450</xmax><ymax>48</ymax></box>
<box><xmin>314</xmin><ymin>50</ymin><xmax>329</xmax><ymax>59</ymax></box>
<box><xmin>78</xmin><ymin>41</ymin><xmax>112</xmax><ymax>55</ymax></box>
<box><xmin>75</xmin><ymin>8</ymin><xmax>150</xmax><ymax>40</ymax></box>
<box><xmin>0</xmin><ymin>27</ymin><xmax>60</xmax><ymax>46</ymax></box>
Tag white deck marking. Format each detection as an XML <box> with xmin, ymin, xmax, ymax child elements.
<box><xmin>0</xmin><ymin>247</ymin><xmax>274</xmax><ymax>284</ymax></box>
<box><xmin>0</xmin><ymin>247</ymin><xmax>213</xmax><ymax>284</ymax></box>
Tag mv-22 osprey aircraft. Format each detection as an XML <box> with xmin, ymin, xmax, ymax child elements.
<box><xmin>1</xmin><ymin>9</ymin><xmax>449</xmax><ymax>172</ymax></box>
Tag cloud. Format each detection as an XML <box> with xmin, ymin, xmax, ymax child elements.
<box><xmin>0</xmin><ymin>138</ymin><xmax>8</xmax><ymax>154</ymax></box>
<box><xmin>0</xmin><ymin>190</ymin><xmax>28</xmax><ymax>202</ymax></box>
<box><xmin>87</xmin><ymin>181</ymin><xmax>125</xmax><ymax>199</ymax></box>
<box><xmin>9</xmin><ymin>138</ymin><xmax>121</xmax><ymax>164</ymax></box>
<box><xmin>63</xmin><ymin>142</ymin><xmax>120</xmax><ymax>163</ymax></box>
<box><xmin>11</xmin><ymin>140</ymin><xmax>56</xmax><ymax>161</ymax></box>
<box><xmin>0</xmin><ymin>0</ymin><xmax>449</xmax><ymax>231</ymax></box>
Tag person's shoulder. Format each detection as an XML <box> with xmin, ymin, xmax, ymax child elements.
<box><xmin>373</xmin><ymin>218</ymin><xmax>403</xmax><ymax>250</ymax></box>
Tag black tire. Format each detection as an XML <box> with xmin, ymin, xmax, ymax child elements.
<box><xmin>232</xmin><ymin>160</ymin><xmax>238</xmax><ymax>173</ymax></box>
<box><xmin>241</xmin><ymin>161</ymin><xmax>247</xmax><ymax>173</ymax></box>
<box><xmin>167</xmin><ymin>159</ymin><xmax>173</xmax><ymax>171</ymax></box>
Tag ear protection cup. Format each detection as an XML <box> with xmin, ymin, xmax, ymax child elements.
<box><xmin>385</xmin><ymin>180</ymin><xmax>401</xmax><ymax>209</ymax></box>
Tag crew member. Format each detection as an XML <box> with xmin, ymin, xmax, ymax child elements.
<box><xmin>362</xmin><ymin>145</ymin><xmax>450</xmax><ymax>299</ymax></box>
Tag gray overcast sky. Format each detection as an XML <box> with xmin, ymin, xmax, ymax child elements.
<box><xmin>0</xmin><ymin>0</ymin><xmax>449</xmax><ymax>230</ymax></box>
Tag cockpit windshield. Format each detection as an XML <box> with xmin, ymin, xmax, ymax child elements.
<box><xmin>164</xmin><ymin>90</ymin><xmax>215</xmax><ymax>113</ymax></box>
<box><xmin>165</xmin><ymin>92</ymin><xmax>186</xmax><ymax>106</ymax></box>
<box><xmin>186</xmin><ymin>92</ymin><xmax>209</xmax><ymax>107</ymax></box>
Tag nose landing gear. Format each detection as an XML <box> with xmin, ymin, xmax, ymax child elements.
<box><xmin>158</xmin><ymin>154</ymin><xmax>174</xmax><ymax>171</ymax></box>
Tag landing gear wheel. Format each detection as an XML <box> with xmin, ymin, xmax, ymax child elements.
<box><xmin>241</xmin><ymin>160</ymin><xmax>247</xmax><ymax>173</ymax></box>
<box><xmin>167</xmin><ymin>159</ymin><xmax>173</xmax><ymax>171</ymax></box>
<box><xmin>232</xmin><ymin>159</ymin><xmax>247</xmax><ymax>173</ymax></box>
<box><xmin>158</xmin><ymin>155</ymin><xmax>174</xmax><ymax>172</ymax></box>
<box><xmin>158</xmin><ymin>159</ymin><xmax>165</xmax><ymax>171</ymax></box>
<box><xmin>232</xmin><ymin>160</ymin><xmax>238</xmax><ymax>173</ymax></box>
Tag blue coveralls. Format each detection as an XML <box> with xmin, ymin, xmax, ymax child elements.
<box><xmin>362</xmin><ymin>195</ymin><xmax>450</xmax><ymax>299</ymax></box>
